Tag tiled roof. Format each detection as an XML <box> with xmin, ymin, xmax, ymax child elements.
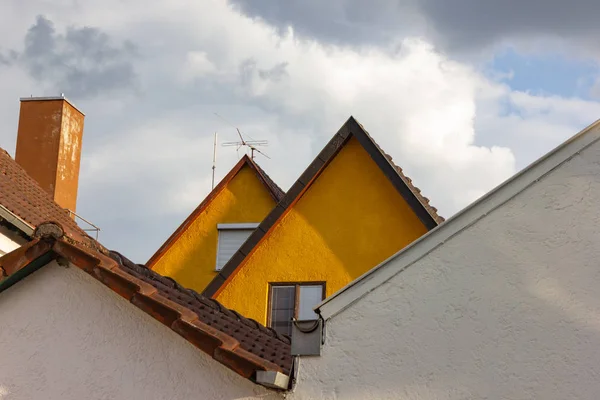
<box><xmin>251</xmin><ymin>158</ymin><xmax>285</xmax><ymax>202</ymax></box>
<box><xmin>109</xmin><ymin>251</ymin><xmax>292</xmax><ymax>373</ymax></box>
<box><xmin>147</xmin><ymin>154</ymin><xmax>284</xmax><ymax>268</ymax></box>
<box><xmin>0</xmin><ymin>222</ymin><xmax>292</xmax><ymax>384</ymax></box>
<box><xmin>203</xmin><ymin>116</ymin><xmax>444</xmax><ymax>297</ymax></box>
<box><xmin>0</xmin><ymin>148</ymin><xmax>102</xmax><ymax>251</ymax></box>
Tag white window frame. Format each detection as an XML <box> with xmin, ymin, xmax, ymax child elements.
<box><xmin>215</xmin><ymin>223</ymin><xmax>259</xmax><ymax>271</ymax></box>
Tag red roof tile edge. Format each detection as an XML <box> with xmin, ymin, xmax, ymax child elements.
<box><xmin>0</xmin><ymin>148</ymin><xmax>104</xmax><ymax>251</ymax></box>
<box><xmin>0</xmin><ymin>222</ymin><xmax>292</xmax><ymax>386</ymax></box>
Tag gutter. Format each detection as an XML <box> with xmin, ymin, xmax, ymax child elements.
<box><xmin>0</xmin><ymin>205</ymin><xmax>34</xmax><ymax>236</ymax></box>
<box><xmin>255</xmin><ymin>371</ymin><xmax>290</xmax><ymax>390</ymax></box>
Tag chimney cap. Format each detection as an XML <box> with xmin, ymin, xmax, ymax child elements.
<box><xmin>19</xmin><ymin>96</ymin><xmax>85</xmax><ymax>116</ymax></box>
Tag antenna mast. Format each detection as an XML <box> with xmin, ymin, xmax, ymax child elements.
<box><xmin>212</xmin><ymin>132</ymin><xmax>218</xmax><ymax>190</ymax></box>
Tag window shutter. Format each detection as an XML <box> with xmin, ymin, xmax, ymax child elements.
<box><xmin>215</xmin><ymin>228</ymin><xmax>254</xmax><ymax>270</ymax></box>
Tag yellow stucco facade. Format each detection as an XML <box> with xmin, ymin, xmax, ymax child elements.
<box><xmin>215</xmin><ymin>137</ymin><xmax>430</xmax><ymax>325</ymax></box>
<box><xmin>149</xmin><ymin>161</ymin><xmax>278</xmax><ymax>293</ymax></box>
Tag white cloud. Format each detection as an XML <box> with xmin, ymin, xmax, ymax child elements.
<box><xmin>181</xmin><ymin>51</ymin><xmax>216</xmax><ymax>81</ymax></box>
<box><xmin>2</xmin><ymin>0</ymin><xmax>600</xmax><ymax>260</ymax></box>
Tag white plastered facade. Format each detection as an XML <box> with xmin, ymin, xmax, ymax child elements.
<box><xmin>290</xmin><ymin>123</ymin><xmax>600</xmax><ymax>399</ymax></box>
<box><xmin>0</xmin><ymin>261</ymin><xmax>283</xmax><ymax>400</ymax></box>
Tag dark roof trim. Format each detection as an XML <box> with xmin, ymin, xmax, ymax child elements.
<box><xmin>350</xmin><ymin>119</ymin><xmax>439</xmax><ymax>230</ymax></box>
<box><xmin>146</xmin><ymin>155</ymin><xmax>284</xmax><ymax>268</ymax></box>
<box><xmin>203</xmin><ymin>116</ymin><xmax>442</xmax><ymax>298</ymax></box>
<box><xmin>249</xmin><ymin>158</ymin><xmax>286</xmax><ymax>203</ymax></box>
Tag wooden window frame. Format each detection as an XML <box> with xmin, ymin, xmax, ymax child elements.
<box><xmin>267</xmin><ymin>281</ymin><xmax>326</xmax><ymax>329</ymax></box>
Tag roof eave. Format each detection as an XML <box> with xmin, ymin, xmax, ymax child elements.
<box><xmin>0</xmin><ymin>223</ymin><xmax>291</xmax><ymax>386</ymax></box>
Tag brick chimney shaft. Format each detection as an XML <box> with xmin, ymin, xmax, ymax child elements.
<box><xmin>15</xmin><ymin>96</ymin><xmax>85</xmax><ymax>214</ymax></box>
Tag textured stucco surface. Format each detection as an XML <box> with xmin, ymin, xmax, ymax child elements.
<box><xmin>152</xmin><ymin>164</ymin><xmax>277</xmax><ymax>293</ymax></box>
<box><xmin>290</xmin><ymin>135</ymin><xmax>600</xmax><ymax>399</ymax></box>
<box><xmin>217</xmin><ymin>137</ymin><xmax>428</xmax><ymax>325</ymax></box>
<box><xmin>0</xmin><ymin>261</ymin><xmax>282</xmax><ymax>400</ymax></box>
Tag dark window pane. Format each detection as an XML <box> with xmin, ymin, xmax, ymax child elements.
<box><xmin>270</xmin><ymin>286</ymin><xmax>295</xmax><ymax>337</ymax></box>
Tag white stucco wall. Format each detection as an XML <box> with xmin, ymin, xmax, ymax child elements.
<box><xmin>0</xmin><ymin>261</ymin><xmax>283</xmax><ymax>400</ymax></box>
<box><xmin>290</xmin><ymin>138</ymin><xmax>600</xmax><ymax>399</ymax></box>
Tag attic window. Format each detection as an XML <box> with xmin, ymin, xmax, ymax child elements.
<box><xmin>215</xmin><ymin>223</ymin><xmax>259</xmax><ymax>271</ymax></box>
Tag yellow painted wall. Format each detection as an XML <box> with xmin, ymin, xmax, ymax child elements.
<box><xmin>152</xmin><ymin>164</ymin><xmax>277</xmax><ymax>293</ymax></box>
<box><xmin>216</xmin><ymin>137</ymin><xmax>429</xmax><ymax>325</ymax></box>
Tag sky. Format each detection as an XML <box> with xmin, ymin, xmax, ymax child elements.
<box><xmin>1</xmin><ymin>0</ymin><xmax>600</xmax><ymax>263</ymax></box>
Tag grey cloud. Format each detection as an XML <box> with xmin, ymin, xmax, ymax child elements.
<box><xmin>230</xmin><ymin>0</ymin><xmax>420</xmax><ymax>47</ymax></box>
<box><xmin>2</xmin><ymin>15</ymin><xmax>139</xmax><ymax>98</ymax></box>
<box><xmin>416</xmin><ymin>0</ymin><xmax>600</xmax><ymax>52</ymax></box>
<box><xmin>0</xmin><ymin>50</ymin><xmax>18</xmax><ymax>66</ymax></box>
<box><xmin>240</xmin><ymin>59</ymin><xmax>289</xmax><ymax>83</ymax></box>
<box><xmin>239</xmin><ymin>58</ymin><xmax>258</xmax><ymax>86</ymax></box>
<box><xmin>230</xmin><ymin>0</ymin><xmax>600</xmax><ymax>52</ymax></box>
<box><xmin>259</xmin><ymin>62</ymin><xmax>288</xmax><ymax>82</ymax></box>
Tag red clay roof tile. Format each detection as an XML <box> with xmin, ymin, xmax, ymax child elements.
<box><xmin>0</xmin><ymin>148</ymin><xmax>102</xmax><ymax>251</ymax></box>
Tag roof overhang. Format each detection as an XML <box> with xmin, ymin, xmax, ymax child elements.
<box><xmin>0</xmin><ymin>222</ymin><xmax>291</xmax><ymax>389</ymax></box>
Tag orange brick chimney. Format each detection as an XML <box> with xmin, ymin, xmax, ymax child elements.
<box><xmin>15</xmin><ymin>96</ymin><xmax>85</xmax><ymax>214</ymax></box>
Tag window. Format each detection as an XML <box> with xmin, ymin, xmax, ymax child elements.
<box><xmin>215</xmin><ymin>223</ymin><xmax>259</xmax><ymax>271</ymax></box>
<box><xmin>268</xmin><ymin>282</ymin><xmax>325</xmax><ymax>337</ymax></box>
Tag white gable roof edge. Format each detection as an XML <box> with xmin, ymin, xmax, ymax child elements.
<box><xmin>317</xmin><ymin>118</ymin><xmax>600</xmax><ymax>321</ymax></box>
<box><xmin>0</xmin><ymin>204</ymin><xmax>34</xmax><ymax>236</ymax></box>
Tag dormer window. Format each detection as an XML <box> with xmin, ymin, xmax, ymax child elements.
<box><xmin>215</xmin><ymin>223</ymin><xmax>259</xmax><ymax>271</ymax></box>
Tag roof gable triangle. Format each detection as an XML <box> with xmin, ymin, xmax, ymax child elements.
<box><xmin>147</xmin><ymin>154</ymin><xmax>283</xmax><ymax>268</ymax></box>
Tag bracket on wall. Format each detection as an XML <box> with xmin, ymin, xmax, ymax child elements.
<box><xmin>291</xmin><ymin>318</ymin><xmax>322</xmax><ymax>356</ymax></box>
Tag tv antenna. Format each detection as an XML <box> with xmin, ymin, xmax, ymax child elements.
<box><xmin>214</xmin><ymin>113</ymin><xmax>270</xmax><ymax>160</ymax></box>
<box><xmin>211</xmin><ymin>132</ymin><xmax>217</xmax><ymax>190</ymax></box>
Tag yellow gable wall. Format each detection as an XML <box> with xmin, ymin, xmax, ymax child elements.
<box><xmin>152</xmin><ymin>164</ymin><xmax>277</xmax><ymax>293</ymax></box>
<box><xmin>215</xmin><ymin>137</ymin><xmax>429</xmax><ymax>325</ymax></box>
